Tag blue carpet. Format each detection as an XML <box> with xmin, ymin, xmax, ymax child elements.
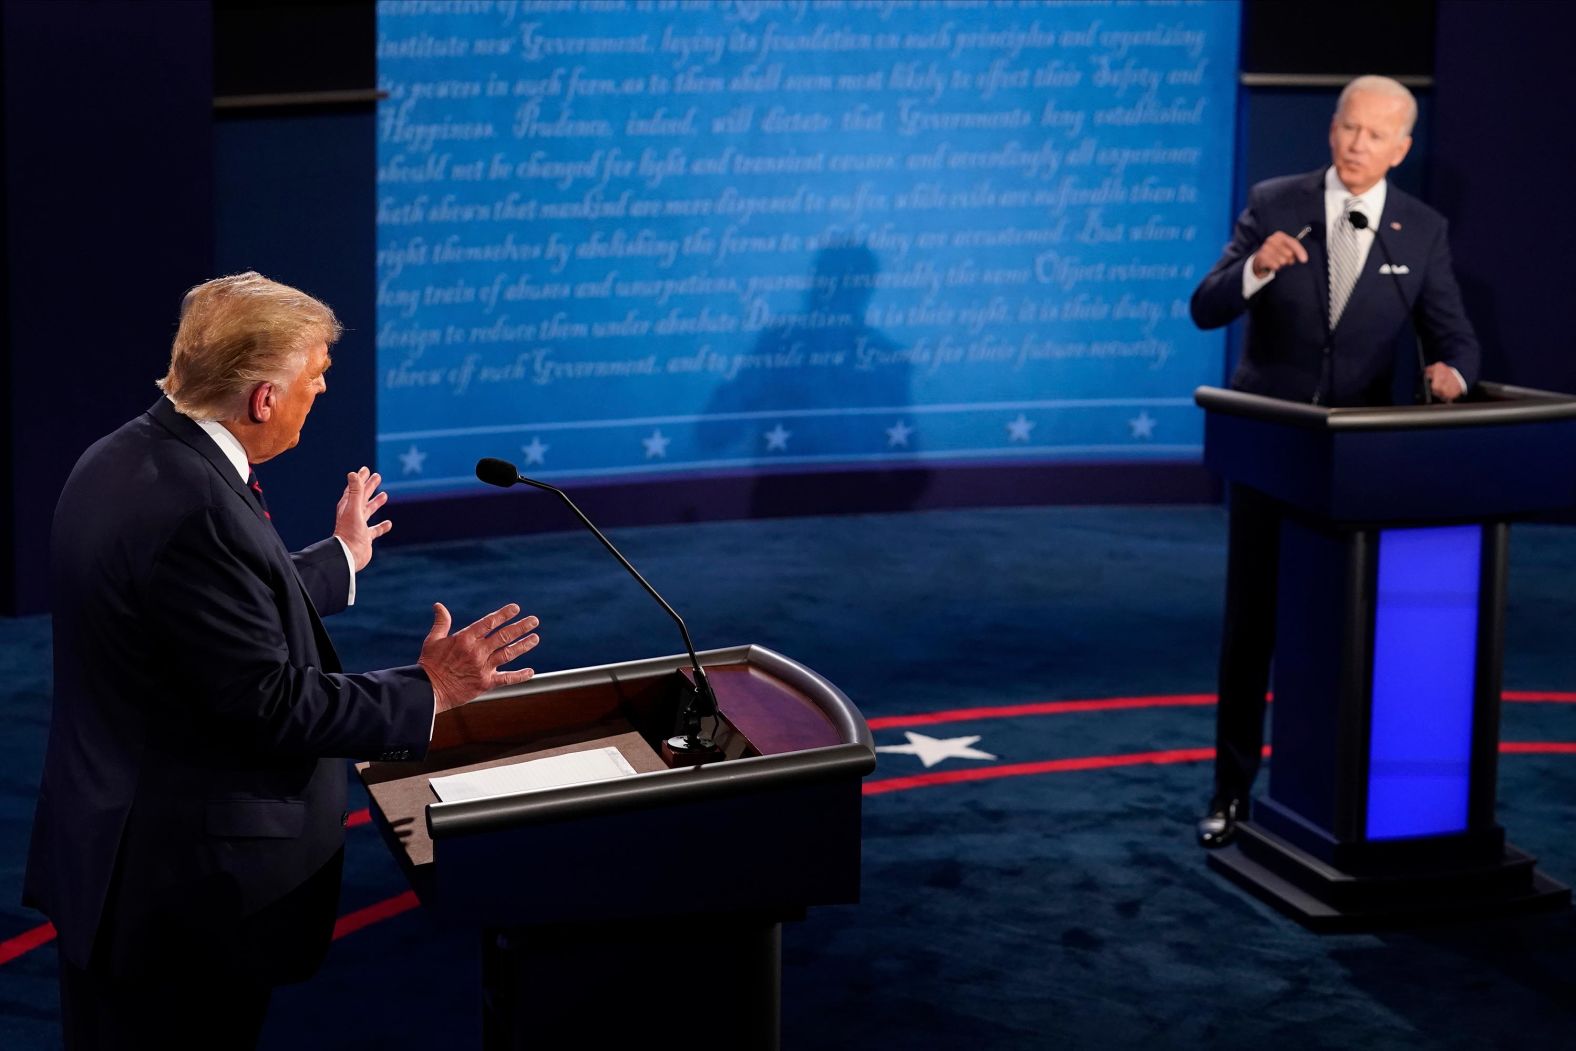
<box><xmin>2</xmin><ymin>505</ymin><xmax>1574</xmax><ymax>1047</ymax></box>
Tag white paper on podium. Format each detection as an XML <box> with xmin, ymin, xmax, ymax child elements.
<box><xmin>429</xmin><ymin>746</ymin><xmax>638</xmax><ymax>803</ymax></box>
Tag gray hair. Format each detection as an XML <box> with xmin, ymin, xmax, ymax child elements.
<box><xmin>1336</xmin><ymin>75</ymin><xmax>1417</xmax><ymax>137</ymax></box>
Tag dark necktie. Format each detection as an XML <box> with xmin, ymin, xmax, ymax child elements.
<box><xmin>246</xmin><ymin>468</ymin><xmax>272</xmax><ymax>520</ymax></box>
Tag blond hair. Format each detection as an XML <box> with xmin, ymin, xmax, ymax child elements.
<box><xmin>157</xmin><ymin>272</ymin><xmax>342</xmax><ymax>421</ymax></box>
<box><xmin>1336</xmin><ymin>75</ymin><xmax>1418</xmax><ymax>137</ymax></box>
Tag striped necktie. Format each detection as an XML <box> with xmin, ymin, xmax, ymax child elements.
<box><xmin>1327</xmin><ymin>196</ymin><xmax>1363</xmax><ymax>329</ymax></box>
<box><xmin>246</xmin><ymin>468</ymin><xmax>272</xmax><ymax>520</ymax></box>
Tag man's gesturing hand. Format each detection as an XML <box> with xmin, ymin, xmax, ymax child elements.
<box><xmin>418</xmin><ymin>603</ymin><xmax>541</xmax><ymax>713</ymax></box>
<box><xmin>1251</xmin><ymin>231</ymin><xmax>1310</xmax><ymax>278</ymax></box>
<box><xmin>334</xmin><ymin>467</ymin><xmax>391</xmax><ymax>571</ymax></box>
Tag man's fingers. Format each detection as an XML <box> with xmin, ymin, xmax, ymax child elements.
<box><xmin>466</xmin><ymin>603</ymin><xmax>523</xmax><ymax>638</ymax></box>
<box><xmin>372</xmin><ymin>520</ymin><xmax>393</xmax><ymax>538</ymax></box>
<box><xmin>492</xmin><ymin>616</ymin><xmax>541</xmax><ymax>647</ymax></box>
<box><xmin>492</xmin><ymin>668</ymin><xmax>536</xmax><ymax>688</ymax></box>
<box><xmin>345</xmin><ymin>470</ymin><xmax>362</xmax><ymax>495</ymax></box>
<box><xmin>364</xmin><ymin>472</ymin><xmax>383</xmax><ymax>499</ymax></box>
<box><xmin>496</xmin><ymin>633</ymin><xmax>540</xmax><ymax>662</ymax></box>
<box><xmin>369</xmin><ymin>491</ymin><xmax>390</xmax><ymax>512</ymax></box>
<box><xmin>425</xmin><ymin>602</ymin><xmax>452</xmax><ymax>643</ymax></box>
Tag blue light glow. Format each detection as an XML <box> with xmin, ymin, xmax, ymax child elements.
<box><xmin>1366</xmin><ymin>526</ymin><xmax>1481</xmax><ymax>839</ymax></box>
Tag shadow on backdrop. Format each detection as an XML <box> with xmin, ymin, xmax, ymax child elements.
<box><xmin>702</xmin><ymin>241</ymin><xmax>934</xmax><ymax>516</ymax></box>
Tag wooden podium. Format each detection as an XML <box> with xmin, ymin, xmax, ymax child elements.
<box><xmin>358</xmin><ymin>644</ymin><xmax>874</xmax><ymax>1049</ymax></box>
<box><xmin>1196</xmin><ymin>383</ymin><xmax>1576</xmax><ymax>930</ymax></box>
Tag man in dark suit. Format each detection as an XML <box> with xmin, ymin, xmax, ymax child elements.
<box><xmin>1189</xmin><ymin>76</ymin><xmax>1481</xmax><ymax>847</ymax></box>
<box><xmin>24</xmin><ymin>272</ymin><xmax>542</xmax><ymax>1047</ymax></box>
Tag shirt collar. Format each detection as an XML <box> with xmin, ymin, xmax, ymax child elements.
<box><xmin>1325</xmin><ymin>165</ymin><xmax>1387</xmax><ymax>224</ymax></box>
<box><xmin>177</xmin><ymin>400</ymin><xmax>251</xmax><ymax>482</ymax></box>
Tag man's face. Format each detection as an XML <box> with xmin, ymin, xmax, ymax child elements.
<box><xmin>1329</xmin><ymin>89</ymin><xmax>1413</xmax><ymax>195</ymax></box>
<box><xmin>257</xmin><ymin>341</ymin><xmax>331</xmax><ymax>461</ymax></box>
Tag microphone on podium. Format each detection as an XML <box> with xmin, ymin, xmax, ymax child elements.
<box><xmin>474</xmin><ymin>457</ymin><xmax>722</xmax><ymax>762</ymax></box>
<box><xmin>1347</xmin><ymin>210</ymin><xmax>1433</xmax><ymax>404</ymax></box>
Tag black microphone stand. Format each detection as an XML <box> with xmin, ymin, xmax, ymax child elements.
<box><xmin>476</xmin><ymin>460</ymin><xmax>723</xmax><ymax>763</ymax></box>
<box><xmin>1351</xmin><ymin>210</ymin><xmax>1433</xmax><ymax>405</ymax></box>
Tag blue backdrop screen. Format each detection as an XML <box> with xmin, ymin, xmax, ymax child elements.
<box><xmin>375</xmin><ymin>0</ymin><xmax>1240</xmax><ymax>494</ymax></box>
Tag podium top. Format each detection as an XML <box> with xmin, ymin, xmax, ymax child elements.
<box><xmin>356</xmin><ymin>644</ymin><xmax>876</xmax><ymax>925</ymax></box>
<box><xmin>1195</xmin><ymin>383</ymin><xmax>1576</xmax><ymax>432</ymax></box>
<box><xmin>1195</xmin><ymin>384</ymin><xmax>1576</xmax><ymax>521</ymax></box>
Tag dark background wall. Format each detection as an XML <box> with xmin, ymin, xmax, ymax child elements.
<box><xmin>2</xmin><ymin>0</ymin><xmax>1572</xmax><ymax>615</ymax></box>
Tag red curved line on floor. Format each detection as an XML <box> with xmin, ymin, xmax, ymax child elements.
<box><xmin>862</xmin><ymin>746</ymin><xmax>1218</xmax><ymax>794</ymax></box>
<box><xmin>869</xmin><ymin>690</ymin><xmax>1576</xmax><ymax>731</ymax></box>
<box><xmin>0</xmin><ymin>919</ymin><xmax>55</xmax><ymax>966</ymax></box>
<box><xmin>867</xmin><ymin>694</ymin><xmax>1217</xmax><ymax>730</ymax></box>
<box><xmin>332</xmin><ymin>890</ymin><xmax>420</xmax><ymax>940</ymax></box>
<box><xmin>7</xmin><ymin>736</ymin><xmax>1576</xmax><ymax>966</ymax></box>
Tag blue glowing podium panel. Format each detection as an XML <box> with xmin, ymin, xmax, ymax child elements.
<box><xmin>1367</xmin><ymin>525</ymin><xmax>1480</xmax><ymax>840</ymax></box>
<box><xmin>1196</xmin><ymin>383</ymin><xmax>1576</xmax><ymax>929</ymax></box>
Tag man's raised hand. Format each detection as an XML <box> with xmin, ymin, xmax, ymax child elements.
<box><xmin>1251</xmin><ymin>230</ymin><xmax>1310</xmax><ymax>278</ymax></box>
<box><xmin>333</xmin><ymin>467</ymin><xmax>391</xmax><ymax>571</ymax></box>
<box><xmin>418</xmin><ymin>602</ymin><xmax>540</xmax><ymax>713</ymax></box>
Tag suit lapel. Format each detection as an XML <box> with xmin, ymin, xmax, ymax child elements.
<box><xmin>145</xmin><ymin>398</ymin><xmax>341</xmax><ymax>671</ymax></box>
<box><xmin>146</xmin><ymin>399</ymin><xmax>262</xmax><ymax>524</ymax></box>
<box><xmin>1297</xmin><ymin>170</ymin><xmax>1331</xmax><ymax>331</ymax></box>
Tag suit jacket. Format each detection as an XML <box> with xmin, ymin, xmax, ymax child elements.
<box><xmin>1191</xmin><ymin>168</ymin><xmax>1480</xmax><ymax>407</ymax></box>
<box><xmin>24</xmin><ymin>398</ymin><xmax>434</xmax><ymax>983</ymax></box>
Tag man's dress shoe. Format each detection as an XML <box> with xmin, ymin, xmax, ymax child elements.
<box><xmin>1197</xmin><ymin>799</ymin><xmax>1243</xmax><ymax>848</ymax></box>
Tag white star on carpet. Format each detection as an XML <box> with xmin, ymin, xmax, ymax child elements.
<box><xmin>642</xmin><ymin>429</ymin><xmax>671</xmax><ymax>459</ymax></box>
<box><xmin>521</xmin><ymin>436</ymin><xmax>549</xmax><ymax>465</ymax></box>
<box><xmin>764</xmin><ymin>423</ymin><xmax>791</xmax><ymax>451</ymax></box>
<box><xmin>886</xmin><ymin>420</ymin><xmax>914</xmax><ymax>448</ymax></box>
<box><xmin>876</xmin><ymin>731</ymin><xmax>997</xmax><ymax>769</ymax></box>
<box><xmin>1006</xmin><ymin>413</ymin><xmax>1036</xmax><ymax>442</ymax></box>
<box><xmin>398</xmin><ymin>444</ymin><xmax>427</xmax><ymax>475</ymax></box>
<box><xmin>1128</xmin><ymin>410</ymin><xmax>1157</xmax><ymax>440</ymax></box>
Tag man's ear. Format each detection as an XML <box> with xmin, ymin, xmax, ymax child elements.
<box><xmin>247</xmin><ymin>382</ymin><xmax>274</xmax><ymax>424</ymax></box>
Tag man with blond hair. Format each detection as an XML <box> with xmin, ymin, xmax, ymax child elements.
<box><xmin>1189</xmin><ymin>76</ymin><xmax>1481</xmax><ymax>848</ymax></box>
<box><xmin>24</xmin><ymin>272</ymin><xmax>541</xmax><ymax>1047</ymax></box>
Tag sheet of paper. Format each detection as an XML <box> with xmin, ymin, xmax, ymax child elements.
<box><xmin>429</xmin><ymin>746</ymin><xmax>638</xmax><ymax>803</ymax></box>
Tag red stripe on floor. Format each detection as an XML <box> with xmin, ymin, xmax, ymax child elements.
<box><xmin>7</xmin><ymin>734</ymin><xmax>1576</xmax><ymax>968</ymax></box>
<box><xmin>863</xmin><ymin>746</ymin><xmax>1219</xmax><ymax>794</ymax></box>
<box><xmin>0</xmin><ymin>920</ymin><xmax>55</xmax><ymax>965</ymax></box>
<box><xmin>868</xmin><ymin>691</ymin><xmax>1576</xmax><ymax>731</ymax></box>
<box><xmin>332</xmin><ymin>890</ymin><xmax>419</xmax><ymax>940</ymax></box>
<box><xmin>867</xmin><ymin>694</ymin><xmax>1217</xmax><ymax>730</ymax></box>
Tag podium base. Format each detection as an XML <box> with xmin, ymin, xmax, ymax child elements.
<box><xmin>481</xmin><ymin>913</ymin><xmax>784</xmax><ymax>1050</ymax></box>
<box><xmin>1208</xmin><ymin>820</ymin><xmax>1571</xmax><ymax>932</ymax></box>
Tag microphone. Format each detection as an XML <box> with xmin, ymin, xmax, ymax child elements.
<box><xmin>1347</xmin><ymin>210</ymin><xmax>1433</xmax><ymax>405</ymax></box>
<box><xmin>474</xmin><ymin>458</ymin><xmax>722</xmax><ymax>761</ymax></box>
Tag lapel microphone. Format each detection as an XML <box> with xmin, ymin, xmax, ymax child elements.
<box><xmin>1349</xmin><ymin>210</ymin><xmax>1432</xmax><ymax>405</ymax></box>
